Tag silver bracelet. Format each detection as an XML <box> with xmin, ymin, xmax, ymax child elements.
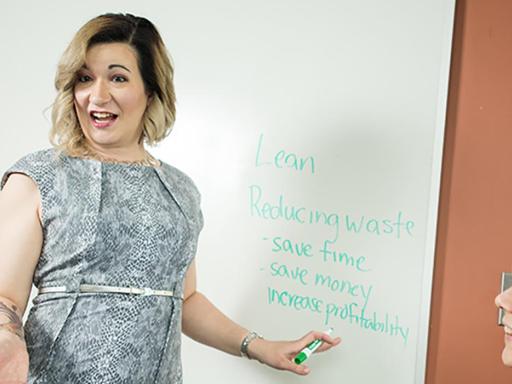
<box><xmin>240</xmin><ymin>331</ymin><xmax>263</xmax><ymax>359</ymax></box>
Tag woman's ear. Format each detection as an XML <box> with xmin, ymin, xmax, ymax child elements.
<box><xmin>147</xmin><ymin>94</ymin><xmax>153</xmax><ymax>107</ymax></box>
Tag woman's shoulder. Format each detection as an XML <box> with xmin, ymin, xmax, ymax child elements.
<box><xmin>156</xmin><ymin>160</ymin><xmax>203</xmax><ymax>227</ymax></box>
<box><xmin>1</xmin><ymin>148</ymin><xmax>62</xmax><ymax>190</ymax></box>
<box><xmin>157</xmin><ymin>161</ymin><xmax>201</xmax><ymax>196</ymax></box>
<box><xmin>8</xmin><ymin>147</ymin><xmax>62</xmax><ymax>168</ymax></box>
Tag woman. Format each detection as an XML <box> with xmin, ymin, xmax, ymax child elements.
<box><xmin>495</xmin><ymin>287</ymin><xmax>512</xmax><ymax>366</ymax></box>
<box><xmin>0</xmin><ymin>13</ymin><xmax>340</xmax><ymax>383</ymax></box>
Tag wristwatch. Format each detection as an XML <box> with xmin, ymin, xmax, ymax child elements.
<box><xmin>240</xmin><ymin>331</ymin><xmax>263</xmax><ymax>359</ymax></box>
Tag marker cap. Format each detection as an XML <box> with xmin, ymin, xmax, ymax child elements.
<box><xmin>294</xmin><ymin>328</ymin><xmax>334</xmax><ymax>365</ymax></box>
<box><xmin>294</xmin><ymin>352</ymin><xmax>308</xmax><ymax>364</ymax></box>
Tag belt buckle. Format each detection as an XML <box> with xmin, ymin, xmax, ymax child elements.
<box><xmin>141</xmin><ymin>287</ymin><xmax>154</xmax><ymax>296</ymax></box>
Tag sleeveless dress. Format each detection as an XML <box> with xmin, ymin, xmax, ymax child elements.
<box><xmin>0</xmin><ymin>148</ymin><xmax>203</xmax><ymax>384</ymax></box>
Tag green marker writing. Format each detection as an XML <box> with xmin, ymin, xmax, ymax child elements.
<box><xmin>294</xmin><ymin>328</ymin><xmax>334</xmax><ymax>364</ymax></box>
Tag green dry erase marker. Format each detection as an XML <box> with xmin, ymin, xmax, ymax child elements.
<box><xmin>294</xmin><ymin>328</ymin><xmax>334</xmax><ymax>364</ymax></box>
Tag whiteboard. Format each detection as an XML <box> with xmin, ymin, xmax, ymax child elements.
<box><xmin>0</xmin><ymin>1</ymin><xmax>455</xmax><ymax>383</ymax></box>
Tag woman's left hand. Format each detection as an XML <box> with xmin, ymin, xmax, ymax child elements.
<box><xmin>247</xmin><ymin>330</ymin><xmax>341</xmax><ymax>375</ymax></box>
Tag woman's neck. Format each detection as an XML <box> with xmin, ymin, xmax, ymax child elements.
<box><xmin>84</xmin><ymin>142</ymin><xmax>147</xmax><ymax>162</ymax></box>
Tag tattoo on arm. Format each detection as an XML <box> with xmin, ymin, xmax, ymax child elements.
<box><xmin>0</xmin><ymin>302</ymin><xmax>24</xmax><ymax>340</ymax></box>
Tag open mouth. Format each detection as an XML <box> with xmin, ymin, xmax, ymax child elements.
<box><xmin>89</xmin><ymin>111</ymin><xmax>118</xmax><ymax>128</ymax></box>
<box><xmin>90</xmin><ymin>111</ymin><xmax>118</xmax><ymax>122</ymax></box>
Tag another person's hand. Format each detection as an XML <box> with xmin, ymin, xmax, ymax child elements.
<box><xmin>0</xmin><ymin>330</ymin><xmax>29</xmax><ymax>383</ymax></box>
<box><xmin>248</xmin><ymin>330</ymin><xmax>341</xmax><ymax>375</ymax></box>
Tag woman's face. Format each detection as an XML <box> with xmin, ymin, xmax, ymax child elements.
<box><xmin>74</xmin><ymin>42</ymin><xmax>150</xmax><ymax>151</ymax></box>
<box><xmin>495</xmin><ymin>287</ymin><xmax>512</xmax><ymax>366</ymax></box>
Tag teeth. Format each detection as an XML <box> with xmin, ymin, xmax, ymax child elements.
<box><xmin>505</xmin><ymin>326</ymin><xmax>512</xmax><ymax>334</ymax></box>
<box><xmin>91</xmin><ymin>112</ymin><xmax>116</xmax><ymax>119</ymax></box>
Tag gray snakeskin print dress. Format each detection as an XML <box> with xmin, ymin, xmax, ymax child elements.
<box><xmin>0</xmin><ymin>148</ymin><xmax>203</xmax><ymax>384</ymax></box>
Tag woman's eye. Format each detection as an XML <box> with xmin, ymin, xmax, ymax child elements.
<box><xmin>77</xmin><ymin>75</ymin><xmax>91</xmax><ymax>83</ymax></box>
<box><xmin>113</xmin><ymin>75</ymin><xmax>127</xmax><ymax>83</ymax></box>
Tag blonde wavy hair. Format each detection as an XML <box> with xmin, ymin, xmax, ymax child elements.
<box><xmin>49</xmin><ymin>13</ymin><xmax>176</xmax><ymax>155</ymax></box>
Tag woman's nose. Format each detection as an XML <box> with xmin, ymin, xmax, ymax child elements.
<box><xmin>89</xmin><ymin>79</ymin><xmax>111</xmax><ymax>105</ymax></box>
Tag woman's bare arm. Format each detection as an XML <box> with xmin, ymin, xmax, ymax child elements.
<box><xmin>181</xmin><ymin>260</ymin><xmax>341</xmax><ymax>375</ymax></box>
<box><xmin>181</xmin><ymin>261</ymin><xmax>248</xmax><ymax>356</ymax></box>
<box><xmin>0</xmin><ymin>173</ymin><xmax>42</xmax><ymax>314</ymax></box>
<box><xmin>0</xmin><ymin>173</ymin><xmax>44</xmax><ymax>380</ymax></box>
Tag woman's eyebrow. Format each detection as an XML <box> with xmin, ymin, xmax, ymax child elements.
<box><xmin>79</xmin><ymin>64</ymin><xmax>131</xmax><ymax>72</ymax></box>
<box><xmin>108</xmin><ymin>64</ymin><xmax>131</xmax><ymax>72</ymax></box>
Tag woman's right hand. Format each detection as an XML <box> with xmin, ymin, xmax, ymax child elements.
<box><xmin>0</xmin><ymin>330</ymin><xmax>29</xmax><ymax>383</ymax></box>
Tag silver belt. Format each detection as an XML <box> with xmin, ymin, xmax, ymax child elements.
<box><xmin>38</xmin><ymin>284</ymin><xmax>179</xmax><ymax>298</ymax></box>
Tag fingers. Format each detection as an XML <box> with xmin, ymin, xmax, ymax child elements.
<box><xmin>280</xmin><ymin>358</ymin><xmax>311</xmax><ymax>376</ymax></box>
<box><xmin>290</xmin><ymin>330</ymin><xmax>341</xmax><ymax>357</ymax></box>
<box><xmin>280</xmin><ymin>331</ymin><xmax>341</xmax><ymax>375</ymax></box>
<box><xmin>316</xmin><ymin>336</ymin><xmax>342</xmax><ymax>353</ymax></box>
<box><xmin>298</xmin><ymin>330</ymin><xmax>332</xmax><ymax>346</ymax></box>
<box><xmin>259</xmin><ymin>330</ymin><xmax>341</xmax><ymax>376</ymax></box>
<box><xmin>298</xmin><ymin>330</ymin><xmax>340</xmax><ymax>349</ymax></box>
